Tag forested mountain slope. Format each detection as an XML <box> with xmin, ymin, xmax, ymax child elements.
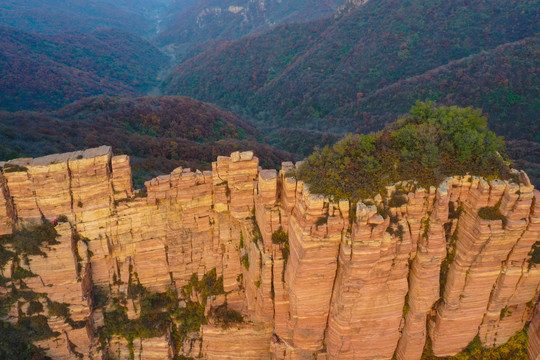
<box><xmin>0</xmin><ymin>26</ymin><xmax>168</xmax><ymax>111</ymax></box>
<box><xmin>0</xmin><ymin>0</ymin><xmax>171</xmax><ymax>37</ymax></box>
<box><xmin>0</xmin><ymin>96</ymin><xmax>294</xmax><ymax>187</ymax></box>
<box><xmin>330</xmin><ymin>36</ymin><xmax>540</xmax><ymax>141</ymax></box>
<box><xmin>264</xmin><ymin>36</ymin><xmax>540</xmax><ymax>185</ymax></box>
<box><xmin>163</xmin><ymin>0</ymin><xmax>539</xmax><ymax>131</ymax></box>
<box><xmin>156</xmin><ymin>0</ymin><xmax>345</xmax><ymax>61</ymax></box>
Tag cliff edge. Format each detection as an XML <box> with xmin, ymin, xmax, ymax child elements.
<box><xmin>0</xmin><ymin>146</ymin><xmax>538</xmax><ymax>359</ymax></box>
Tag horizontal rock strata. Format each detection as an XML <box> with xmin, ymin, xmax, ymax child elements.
<box><xmin>0</xmin><ymin>147</ymin><xmax>538</xmax><ymax>359</ymax></box>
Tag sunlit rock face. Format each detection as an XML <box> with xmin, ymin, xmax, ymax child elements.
<box><xmin>0</xmin><ymin>146</ymin><xmax>538</xmax><ymax>359</ymax></box>
<box><xmin>529</xmin><ymin>308</ymin><xmax>540</xmax><ymax>359</ymax></box>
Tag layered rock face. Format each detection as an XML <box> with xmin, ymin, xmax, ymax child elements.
<box><xmin>0</xmin><ymin>147</ymin><xmax>538</xmax><ymax>359</ymax></box>
<box><xmin>529</xmin><ymin>309</ymin><xmax>540</xmax><ymax>359</ymax></box>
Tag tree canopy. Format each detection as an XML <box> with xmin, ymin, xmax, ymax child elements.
<box><xmin>297</xmin><ymin>102</ymin><xmax>508</xmax><ymax>201</ymax></box>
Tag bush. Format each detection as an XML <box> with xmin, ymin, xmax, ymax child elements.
<box><xmin>139</xmin><ymin>288</ymin><xmax>177</xmax><ymax>315</ymax></box>
<box><xmin>11</xmin><ymin>266</ymin><xmax>37</xmax><ymax>281</ymax></box>
<box><xmin>298</xmin><ymin>102</ymin><xmax>508</xmax><ymax>201</ymax></box>
<box><xmin>241</xmin><ymin>254</ymin><xmax>250</xmax><ymax>270</ymax></box>
<box><xmin>388</xmin><ymin>192</ymin><xmax>407</xmax><ymax>207</ymax></box>
<box><xmin>315</xmin><ymin>216</ymin><xmax>328</xmax><ymax>227</ymax></box>
<box><xmin>102</xmin><ymin>306</ymin><xmax>130</xmax><ymax>338</ymax></box>
<box><xmin>172</xmin><ymin>301</ymin><xmax>206</xmax><ymax>339</ymax></box>
<box><xmin>0</xmin><ymin>247</ymin><xmax>14</xmax><ymax>267</ymax></box>
<box><xmin>99</xmin><ymin>268</ymin><xmax>225</xmax><ymax>356</ymax></box>
<box><xmin>500</xmin><ymin>306</ymin><xmax>509</xmax><ymax>320</ymax></box>
<box><xmin>57</xmin><ymin>215</ymin><xmax>69</xmax><ymax>223</ymax></box>
<box><xmin>3</xmin><ymin>164</ymin><xmax>28</xmax><ymax>173</ymax></box>
<box><xmin>209</xmin><ymin>303</ymin><xmax>244</xmax><ymax>328</ymax></box>
<box><xmin>0</xmin><ymin>320</ymin><xmax>49</xmax><ymax>359</ymax></box>
<box><xmin>0</xmin><ymin>218</ymin><xmax>60</xmax><ymax>257</ymax></box>
<box><xmin>127</xmin><ymin>280</ymin><xmax>146</xmax><ymax>299</ymax></box>
<box><xmin>421</xmin><ymin>331</ymin><xmax>528</xmax><ymax>359</ymax></box>
<box><xmin>251</xmin><ymin>220</ymin><xmax>263</xmax><ymax>245</ymax></box>
<box><xmin>26</xmin><ymin>301</ymin><xmax>44</xmax><ymax>316</ymax></box>
<box><xmin>529</xmin><ymin>241</ymin><xmax>540</xmax><ymax>265</ymax></box>
<box><xmin>199</xmin><ymin>269</ymin><xmax>224</xmax><ymax>300</ymax></box>
<box><xmin>454</xmin><ymin>331</ymin><xmax>527</xmax><ymax>359</ymax></box>
<box><xmin>92</xmin><ymin>286</ymin><xmax>109</xmax><ymax>308</ymax></box>
<box><xmin>478</xmin><ymin>205</ymin><xmax>507</xmax><ymax>228</ymax></box>
<box><xmin>17</xmin><ymin>315</ymin><xmax>58</xmax><ymax>341</ymax></box>
<box><xmin>102</xmin><ymin>299</ymin><xmax>173</xmax><ymax>343</ymax></box>
<box><xmin>180</xmin><ymin>269</ymin><xmax>225</xmax><ymax>302</ymax></box>
<box><xmin>271</xmin><ymin>228</ymin><xmax>288</xmax><ymax>245</ymax></box>
<box><xmin>47</xmin><ymin>301</ymin><xmax>70</xmax><ymax>318</ymax></box>
<box><xmin>281</xmin><ymin>241</ymin><xmax>290</xmax><ymax>282</ymax></box>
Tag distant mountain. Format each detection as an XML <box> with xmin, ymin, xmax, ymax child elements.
<box><xmin>506</xmin><ymin>139</ymin><xmax>540</xmax><ymax>189</ymax></box>
<box><xmin>162</xmin><ymin>0</ymin><xmax>539</xmax><ymax>134</ymax></box>
<box><xmin>261</xmin><ymin>36</ymin><xmax>539</xmax><ymax>159</ymax></box>
<box><xmin>331</xmin><ymin>36</ymin><xmax>540</xmax><ymax>142</ymax></box>
<box><xmin>0</xmin><ymin>26</ymin><xmax>168</xmax><ymax>111</ymax></box>
<box><xmin>155</xmin><ymin>0</ymin><xmax>345</xmax><ymax>61</ymax></box>
<box><xmin>0</xmin><ymin>96</ymin><xmax>295</xmax><ymax>187</ymax></box>
<box><xmin>0</xmin><ymin>0</ymin><xmax>171</xmax><ymax>38</ymax></box>
<box><xmin>262</xmin><ymin>36</ymin><xmax>540</xmax><ymax>186</ymax></box>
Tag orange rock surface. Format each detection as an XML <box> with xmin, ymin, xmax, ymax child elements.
<box><xmin>0</xmin><ymin>147</ymin><xmax>538</xmax><ymax>359</ymax></box>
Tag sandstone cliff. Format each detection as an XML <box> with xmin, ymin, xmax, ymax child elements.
<box><xmin>0</xmin><ymin>147</ymin><xmax>538</xmax><ymax>359</ymax></box>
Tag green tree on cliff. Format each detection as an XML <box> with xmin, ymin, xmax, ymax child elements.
<box><xmin>297</xmin><ymin>102</ymin><xmax>508</xmax><ymax>201</ymax></box>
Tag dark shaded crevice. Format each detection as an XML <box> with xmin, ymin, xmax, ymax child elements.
<box><xmin>0</xmin><ymin>171</ymin><xmax>17</xmax><ymax>229</ymax></box>
<box><xmin>322</xmin><ymin>240</ymin><xmax>343</xmax><ymax>354</ymax></box>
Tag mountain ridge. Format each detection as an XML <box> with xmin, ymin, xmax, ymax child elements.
<box><xmin>162</xmin><ymin>0</ymin><xmax>539</xmax><ymax>129</ymax></box>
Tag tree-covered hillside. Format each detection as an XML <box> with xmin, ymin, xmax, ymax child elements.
<box><xmin>0</xmin><ymin>96</ymin><xmax>295</xmax><ymax>187</ymax></box>
<box><xmin>0</xmin><ymin>0</ymin><xmax>170</xmax><ymax>38</ymax></box>
<box><xmin>155</xmin><ymin>0</ymin><xmax>344</xmax><ymax>61</ymax></box>
<box><xmin>331</xmin><ymin>37</ymin><xmax>540</xmax><ymax>143</ymax></box>
<box><xmin>162</xmin><ymin>0</ymin><xmax>539</xmax><ymax>136</ymax></box>
<box><xmin>0</xmin><ymin>26</ymin><xmax>168</xmax><ymax>111</ymax></box>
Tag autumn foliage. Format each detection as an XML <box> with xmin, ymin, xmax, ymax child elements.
<box><xmin>0</xmin><ymin>96</ymin><xmax>295</xmax><ymax>187</ymax></box>
<box><xmin>297</xmin><ymin>103</ymin><xmax>508</xmax><ymax>201</ymax></box>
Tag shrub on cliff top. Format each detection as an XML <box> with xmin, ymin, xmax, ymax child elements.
<box><xmin>297</xmin><ymin>102</ymin><xmax>508</xmax><ymax>201</ymax></box>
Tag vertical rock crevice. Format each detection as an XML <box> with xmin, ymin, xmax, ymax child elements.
<box><xmin>1</xmin><ymin>149</ymin><xmax>539</xmax><ymax>360</ymax></box>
